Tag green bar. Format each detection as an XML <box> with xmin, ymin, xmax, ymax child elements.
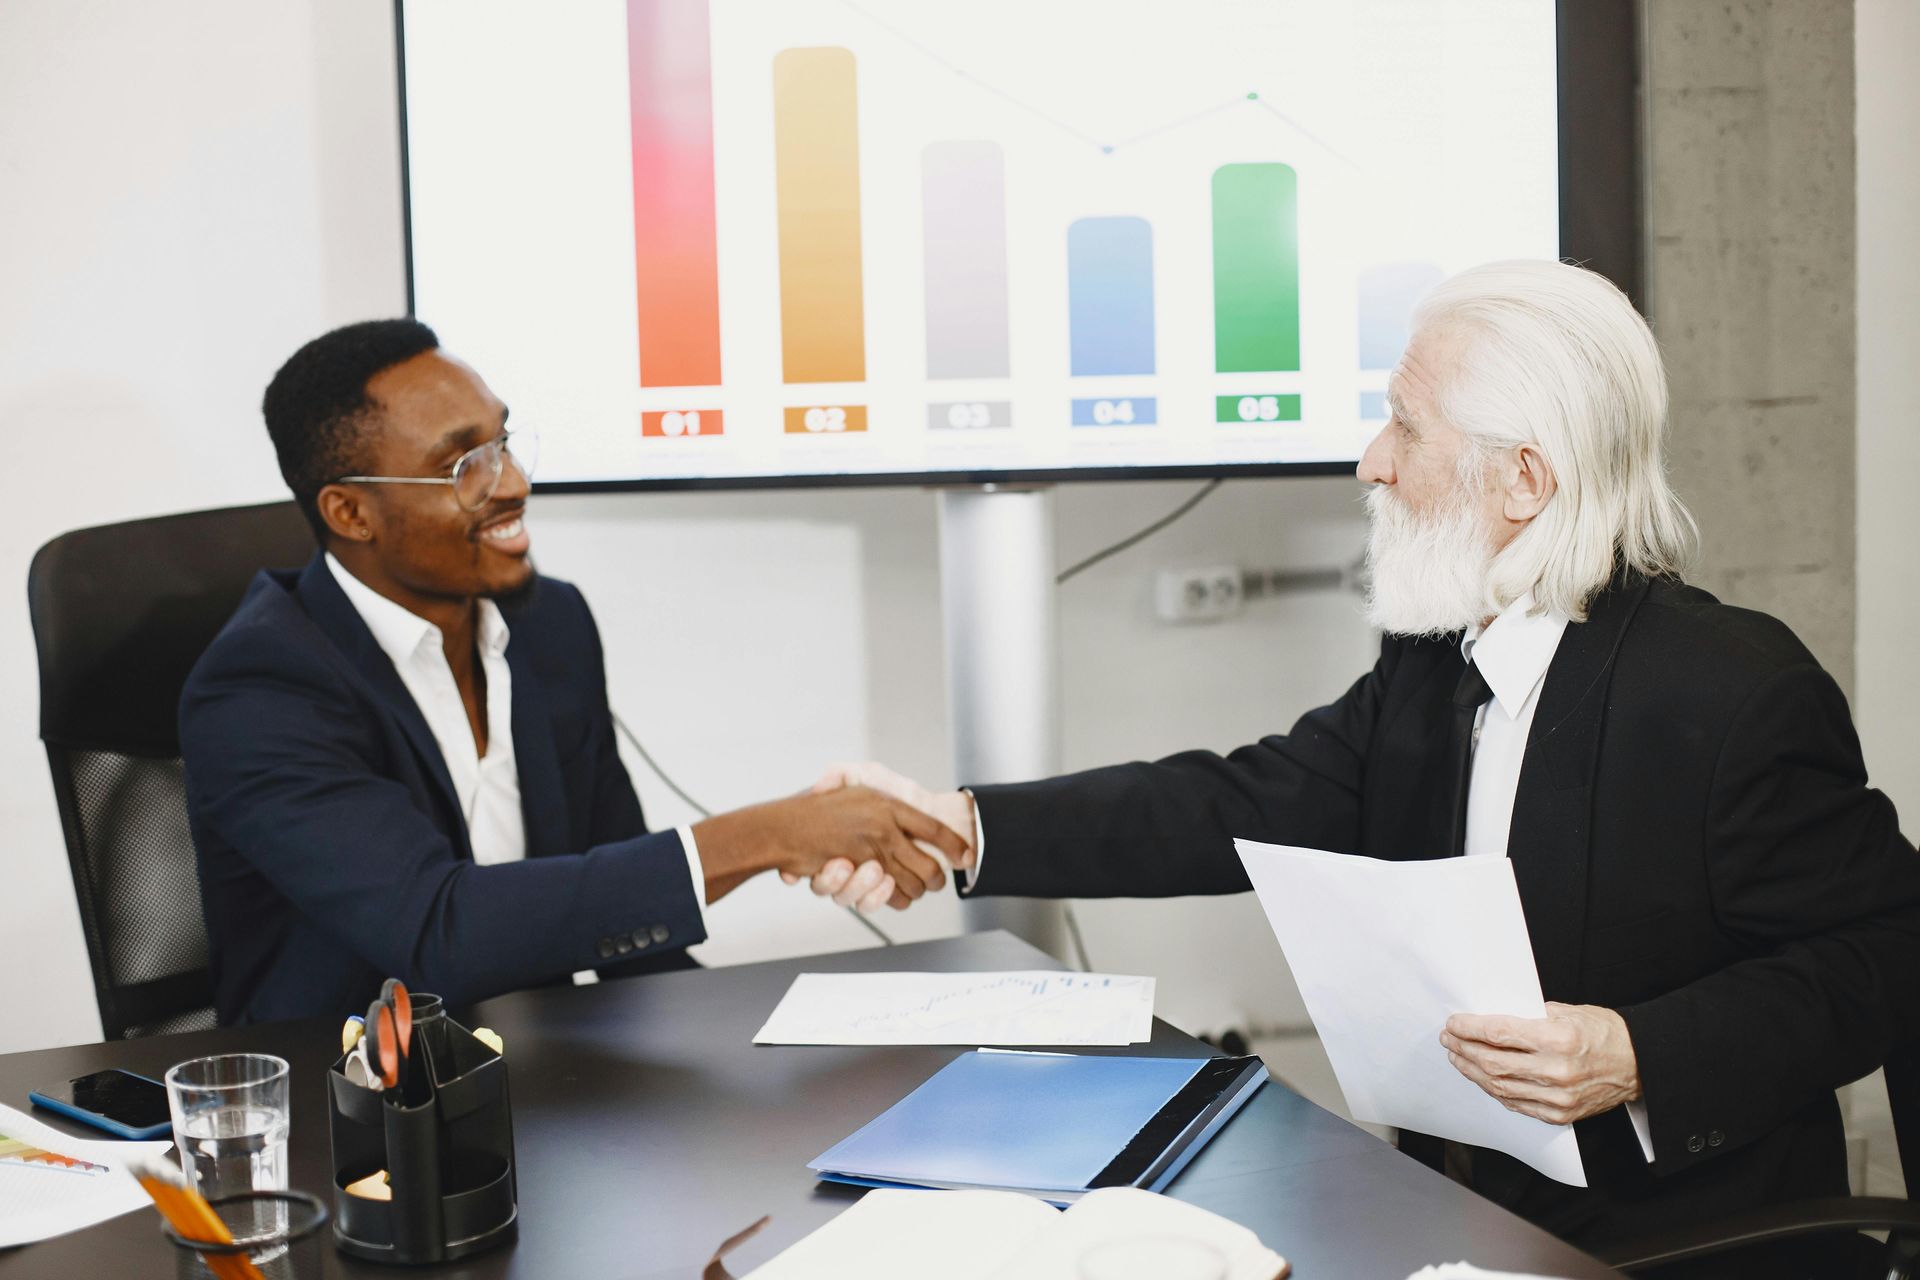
<box><xmin>1215</xmin><ymin>393</ymin><xmax>1301</xmax><ymax>423</ymax></box>
<box><xmin>1212</xmin><ymin>163</ymin><xmax>1300</xmax><ymax>373</ymax></box>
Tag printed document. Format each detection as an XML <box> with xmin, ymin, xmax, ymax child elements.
<box><xmin>1235</xmin><ymin>840</ymin><xmax>1586</xmax><ymax>1186</ymax></box>
<box><xmin>0</xmin><ymin>1102</ymin><xmax>171</xmax><ymax>1247</ymax></box>
<box><xmin>753</xmin><ymin>971</ymin><xmax>1154</xmax><ymax>1046</ymax></box>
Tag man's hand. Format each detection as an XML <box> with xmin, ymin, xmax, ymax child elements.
<box><xmin>784</xmin><ymin>762</ymin><xmax>976</xmax><ymax>910</ymax></box>
<box><xmin>1440</xmin><ymin>1002</ymin><xmax>1641</xmax><ymax>1127</ymax></box>
<box><xmin>692</xmin><ymin>786</ymin><xmax>968</xmax><ymax>910</ymax></box>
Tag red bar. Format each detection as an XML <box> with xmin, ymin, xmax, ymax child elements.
<box><xmin>628</xmin><ymin>0</ymin><xmax>722</xmax><ymax>388</ymax></box>
<box><xmin>641</xmin><ymin>409</ymin><xmax>724</xmax><ymax>438</ymax></box>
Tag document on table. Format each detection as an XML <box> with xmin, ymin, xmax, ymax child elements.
<box><xmin>753</xmin><ymin>971</ymin><xmax>1155</xmax><ymax>1046</ymax></box>
<box><xmin>1235</xmin><ymin>840</ymin><xmax>1587</xmax><ymax>1187</ymax></box>
<box><xmin>0</xmin><ymin>1102</ymin><xmax>172</xmax><ymax>1247</ymax></box>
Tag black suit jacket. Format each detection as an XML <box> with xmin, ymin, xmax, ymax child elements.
<box><xmin>180</xmin><ymin>555</ymin><xmax>705</xmax><ymax>1025</ymax></box>
<box><xmin>969</xmin><ymin>576</ymin><xmax>1920</xmax><ymax>1250</ymax></box>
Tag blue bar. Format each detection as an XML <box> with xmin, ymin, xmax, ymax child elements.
<box><xmin>1359</xmin><ymin>390</ymin><xmax>1388</xmax><ymax>420</ymax></box>
<box><xmin>1071</xmin><ymin>396</ymin><xmax>1158</xmax><ymax>426</ymax></box>
<box><xmin>1068</xmin><ymin>217</ymin><xmax>1156</xmax><ymax>376</ymax></box>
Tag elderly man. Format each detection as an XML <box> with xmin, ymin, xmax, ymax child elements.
<box><xmin>810</xmin><ymin>261</ymin><xmax>1920</xmax><ymax>1268</ymax></box>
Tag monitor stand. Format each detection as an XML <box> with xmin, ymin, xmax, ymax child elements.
<box><xmin>937</xmin><ymin>486</ymin><xmax>1070</xmax><ymax>963</ymax></box>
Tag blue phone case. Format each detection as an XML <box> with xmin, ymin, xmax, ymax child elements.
<box><xmin>29</xmin><ymin>1081</ymin><xmax>174</xmax><ymax>1141</ymax></box>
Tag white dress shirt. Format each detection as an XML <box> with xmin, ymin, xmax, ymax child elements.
<box><xmin>1463</xmin><ymin>592</ymin><xmax>1652</xmax><ymax>1161</ymax></box>
<box><xmin>324</xmin><ymin>556</ymin><xmax>708</xmax><ymax>958</ymax></box>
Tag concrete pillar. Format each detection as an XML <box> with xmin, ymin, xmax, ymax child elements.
<box><xmin>1644</xmin><ymin>1</ymin><xmax>1857</xmax><ymax>692</ymax></box>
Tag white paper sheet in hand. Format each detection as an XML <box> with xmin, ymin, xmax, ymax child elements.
<box><xmin>0</xmin><ymin>1102</ymin><xmax>172</xmax><ymax>1247</ymax></box>
<box><xmin>752</xmin><ymin>971</ymin><xmax>1155</xmax><ymax>1046</ymax></box>
<box><xmin>1235</xmin><ymin>840</ymin><xmax>1586</xmax><ymax>1186</ymax></box>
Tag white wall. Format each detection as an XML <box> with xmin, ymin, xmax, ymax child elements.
<box><xmin>0</xmin><ymin>0</ymin><xmax>1367</xmax><ymax>1052</ymax></box>
<box><xmin>1855</xmin><ymin>0</ymin><xmax>1920</xmax><ymax>821</ymax></box>
<box><xmin>0</xmin><ymin>0</ymin><xmax>411</xmax><ymax>1051</ymax></box>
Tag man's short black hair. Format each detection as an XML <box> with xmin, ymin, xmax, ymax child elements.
<box><xmin>262</xmin><ymin>318</ymin><xmax>441</xmax><ymax>542</ymax></box>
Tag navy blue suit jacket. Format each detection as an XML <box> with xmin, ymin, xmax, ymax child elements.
<box><xmin>180</xmin><ymin>554</ymin><xmax>705</xmax><ymax>1025</ymax></box>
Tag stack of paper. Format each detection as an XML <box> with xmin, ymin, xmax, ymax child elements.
<box><xmin>1234</xmin><ymin>840</ymin><xmax>1586</xmax><ymax>1187</ymax></box>
<box><xmin>753</xmin><ymin>971</ymin><xmax>1154</xmax><ymax>1046</ymax></box>
<box><xmin>0</xmin><ymin>1102</ymin><xmax>171</xmax><ymax>1247</ymax></box>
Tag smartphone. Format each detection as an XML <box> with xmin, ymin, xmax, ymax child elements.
<box><xmin>29</xmin><ymin>1068</ymin><xmax>173</xmax><ymax>1140</ymax></box>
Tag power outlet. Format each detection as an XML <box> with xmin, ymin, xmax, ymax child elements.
<box><xmin>1155</xmin><ymin>565</ymin><xmax>1244</xmax><ymax>623</ymax></box>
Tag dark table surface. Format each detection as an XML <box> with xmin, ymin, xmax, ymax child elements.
<box><xmin>0</xmin><ymin>932</ymin><xmax>1621</xmax><ymax>1278</ymax></box>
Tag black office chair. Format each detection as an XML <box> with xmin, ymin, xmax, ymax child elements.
<box><xmin>28</xmin><ymin>502</ymin><xmax>314</xmax><ymax>1039</ymax></box>
<box><xmin>1599</xmin><ymin>1048</ymin><xmax>1920</xmax><ymax>1277</ymax></box>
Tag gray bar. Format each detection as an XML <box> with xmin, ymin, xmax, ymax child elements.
<box><xmin>922</xmin><ymin>141</ymin><xmax>1011</xmax><ymax>379</ymax></box>
<box><xmin>927</xmin><ymin>400</ymin><xmax>1013</xmax><ymax>430</ymax></box>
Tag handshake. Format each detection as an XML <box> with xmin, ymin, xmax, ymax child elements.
<box><xmin>690</xmin><ymin>763</ymin><xmax>977</xmax><ymax>912</ymax></box>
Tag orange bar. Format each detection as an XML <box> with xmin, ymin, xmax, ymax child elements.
<box><xmin>783</xmin><ymin>405</ymin><xmax>868</xmax><ymax>434</ymax></box>
<box><xmin>641</xmin><ymin>409</ymin><xmax>724</xmax><ymax>438</ymax></box>
<box><xmin>772</xmin><ymin>48</ymin><xmax>865</xmax><ymax>384</ymax></box>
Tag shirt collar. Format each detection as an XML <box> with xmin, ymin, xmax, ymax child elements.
<box><xmin>324</xmin><ymin>553</ymin><xmax>510</xmax><ymax>669</ymax></box>
<box><xmin>1460</xmin><ymin>591</ymin><xmax>1570</xmax><ymax>719</ymax></box>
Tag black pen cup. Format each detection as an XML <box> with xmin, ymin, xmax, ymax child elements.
<box><xmin>326</xmin><ymin>995</ymin><xmax>517</xmax><ymax>1264</ymax></box>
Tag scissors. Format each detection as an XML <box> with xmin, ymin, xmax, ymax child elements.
<box><xmin>361</xmin><ymin>978</ymin><xmax>414</xmax><ymax>1094</ymax></box>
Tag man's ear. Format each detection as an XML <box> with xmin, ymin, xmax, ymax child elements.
<box><xmin>315</xmin><ymin>483</ymin><xmax>375</xmax><ymax>544</ymax></box>
<box><xmin>1502</xmin><ymin>442</ymin><xmax>1557</xmax><ymax>524</ymax></box>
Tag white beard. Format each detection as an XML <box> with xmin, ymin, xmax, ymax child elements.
<box><xmin>1363</xmin><ymin>482</ymin><xmax>1497</xmax><ymax>637</ymax></box>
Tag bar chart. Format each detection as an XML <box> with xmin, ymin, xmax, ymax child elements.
<box><xmin>401</xmin><ymin>0</ymin><xmax>1561</xmax><ymax>486</ymax></box>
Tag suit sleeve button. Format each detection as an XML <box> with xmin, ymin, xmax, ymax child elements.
<box><xmin>1707</xmin><ymin>1130</ymin><xmax>1725</xmax><ymax>1148</ymax></box>
<box><xmin>596</xmin><ymin>937</ymin><xmax>616</xmax><ymax>959</ymax></box>
<box><xmin>1686</xmin><ymin>1134</ymin><xmax>1705</xmax><ymax>1153</ymax></box>
<box><xmin>630</xmin><ymin>929</ymin><xmax>651</xmax><ymax>951</ymax></box>
<box><xmin>615</xmin><ymin>934</ymin><xmax>635</xmax><ymax>955</ymax></box>
<box><xmin>651</xmin><ymin>924</ymin><xmax>671</xmax><ymax>944</ymax></box>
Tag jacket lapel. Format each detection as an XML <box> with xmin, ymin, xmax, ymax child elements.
<box><xmin>293</xmin><ymin>555</ymin><xmax>469</xmax><ymax>857</ymax></box>
<box><xmin>505</xmin><ymin>632</ymin><xmax>570</xmax><ymax>858</ymax></box>
<box><xmin>1506</xmin><ymin>575</ymin><xmax>1651</xmax><ymax>1003</ymax></box>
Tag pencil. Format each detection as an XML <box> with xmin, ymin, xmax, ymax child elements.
<box><xmin>124</xmin><ymin>1150</ymin><xmax>266</xmax><ymax>1280</ymax></box>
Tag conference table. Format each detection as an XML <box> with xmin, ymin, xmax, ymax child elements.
<box><xmin>0</xmin><ymin>931</ymin><xmax>1622</xmax><ymax>1278</ymax></box>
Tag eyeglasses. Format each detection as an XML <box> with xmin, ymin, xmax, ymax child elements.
<box><xmin>335</xmin><ymin>429</ymin><xmax>539</xmax><ymax>512</ymax></box>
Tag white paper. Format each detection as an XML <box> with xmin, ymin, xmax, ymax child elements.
<box><xmin>1407</xmin><ymin>1266</ymin><xmax>1569</xmax><ymax>1280</ymax></box>
<box><xmin>745</xmin><ymin>1188</ymin><xmax>1054</xmax><ymax>1279</ymax></box>
<box><xmin>1235</xmin><ymin>840</ymin><xmax>1586</xmax><ymax>1186</ymax></box>
<box><xmin>752</xmin><ymin>971</ymin><xmax>1155</xmax><ymax>1046</ymax></box>
<box><xmin>0</xmin><ymin>1102</ymin><xmax>172</xmax><ymax>1247</ymax></box>
<box><xmin>746</xmin><ymin>1187</ymin><xmax>1286</xmax><ymax>1280</ymax></box>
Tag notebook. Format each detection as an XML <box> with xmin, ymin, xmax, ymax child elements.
<box><xmin>809</xmin><ymin>1050</ymin><xmax>1267</xmax><ymax>1204</ymax></box>
<box><xmin>745</xmin><ymin>1186</ymin><xmax>1289</xmax><ymax>1280</ymax></box>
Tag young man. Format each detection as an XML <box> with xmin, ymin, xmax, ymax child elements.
<box><xmin>182</xmin><ymin>319</ymin><xmax>962</xmax><ymax>1024</ymax></box>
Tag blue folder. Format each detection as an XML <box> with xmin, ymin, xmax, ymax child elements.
<box><xmin>810</xmin><ymin>1051</ymin><xmax>1266</xmax><ymax>1203</ymax></box>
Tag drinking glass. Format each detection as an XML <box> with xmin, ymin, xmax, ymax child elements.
<box><xmin>165</xmin><ymin>1054</ymin><xmax>291</xmax><ymax>1242</ymax></box>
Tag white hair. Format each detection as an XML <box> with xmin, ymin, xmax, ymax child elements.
<box><xmin>1409</xmin><ymin>259</ymin><xmax>1698</xmax><ymax>622</ymax></box>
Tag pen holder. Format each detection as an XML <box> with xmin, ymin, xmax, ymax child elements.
<box><xmin>326</xmin><ymin>994</ymin><xmax>518</xmax><ymax>1264</ymax></box>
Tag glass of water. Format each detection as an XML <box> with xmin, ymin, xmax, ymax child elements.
<box><xmin>165</xmin><ymin>1054</ymin><xmax>291</xmax><ymax>1242</ymax></box>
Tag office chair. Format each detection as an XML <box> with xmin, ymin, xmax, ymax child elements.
<box><xmin>1599</xmin><ymin>1048</ymin><xmax>1920</xmax><ymax>1277</ymax></box>
<box><xmin>28</xmin><ymin>502</ymin><xmax>314</xmax><ymax>1039</ymax></box>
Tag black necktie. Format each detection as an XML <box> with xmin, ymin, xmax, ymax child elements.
<box><xmin>1446</xmin><ymin>659</ymin><xmax>1495</xmax><ymax>858</ymax></box>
